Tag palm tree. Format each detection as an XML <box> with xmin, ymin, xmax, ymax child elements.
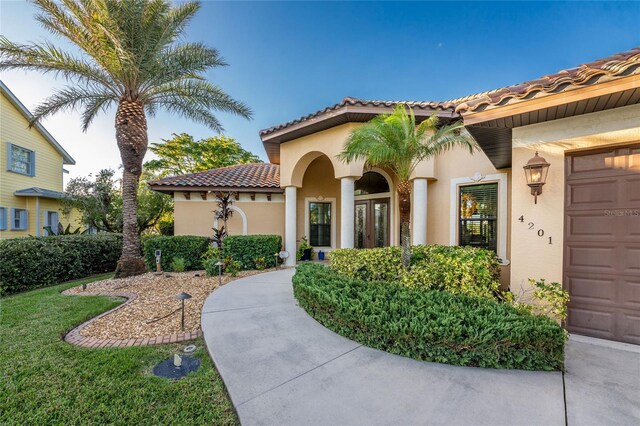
<box><xmin>0</xmin><ymin>0</ymin><xmax>252</xmax><ymax>277</ymax></box>
<box><xmin>338</xmin><ymin>104</ymin><xmax>476</xmax><ymax>268</ymax></box>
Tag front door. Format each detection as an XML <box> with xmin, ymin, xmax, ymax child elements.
<box><xmin>355</xmin><ymin>198</ymin><xmax>390</xmax><ymax>248</ymax></box>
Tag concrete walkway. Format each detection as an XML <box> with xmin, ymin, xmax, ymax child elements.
<box><xmin>202</xmin><ymin>269</ymin><xmax>640</xmax><ymax>426</ymax></box>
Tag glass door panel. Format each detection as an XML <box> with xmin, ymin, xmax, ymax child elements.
<box><xmin>355</xmin><ymin>203</ymin><xmax>367</xmax><ymax>249</ymax></box>
<box><xmin>373</xmin><ymin>201</ymin><xmax>388</xmax><ymax>247</ymax></box>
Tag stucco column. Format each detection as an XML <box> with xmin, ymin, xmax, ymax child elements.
<box><xmin>284</xmin><ymin>186</ymin><xmax>297</xmax><ymax>266</ymax></box>
<box><xmin>340</xmin><ymin>177</ymin><xmax>355</xmax><ymax>248</ymax></box>
<box><xmin>412</xmin><ymin>178</ymin><xmax>427</xmax><ymax>245</ymax></box>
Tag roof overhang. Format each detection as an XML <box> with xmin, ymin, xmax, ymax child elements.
<box><xmin>0</xmin><ymin>80</ymin><xmax>76</xmax><ymax>165</ymax></box>
<box><xmin>461</xmin><ymin>75</ymin><xmax>640</xmax><ymax>169</ymax></box>
<box><xmin>260</xmin><ymin>104</ymin><xmax>458</xmax><ymax>164</ymax></box>
<box><xmin>14</xmin><ymin>187</ymin><xmax>66</xmax><ymax>199</ymax></box>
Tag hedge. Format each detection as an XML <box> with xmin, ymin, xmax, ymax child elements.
<box><xmin>142</xmin><ymin>235</ymin><xmax>211</xmax><ymax>271</ymax></box>
<box><xmin>293</xmin><ymin>263</ymin><xmax>565</xmax><ymax>371</ymax></box>
<box><xmin>330</xmin><ymin>245</ymin><xmax>503</xmax><ymax>300</ymax></box>
<box><xmin>0</xmin><ymin>234</ymin><xmax>122</xmax><ymax>295</ymax></box>
<box><xmin>222</xmin><ymin>235</ymin><xmax>282</xmax><ymax>270</ymax></box>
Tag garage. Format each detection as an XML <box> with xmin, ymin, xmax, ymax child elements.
<box><xmin>564</xmin><ymin>144</ymin><xmax>640</xmax><ymax>344</ymax></box>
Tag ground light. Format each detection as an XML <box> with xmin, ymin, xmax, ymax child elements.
<box><xmin>215</xmin><ymin>261</ymin><xmax>224</xmax><ymax>285</ymax></box>
<box><xmin>175</xmin><ymin>292</ymin><xmax>192</xmax><ymax>332</ymax></box>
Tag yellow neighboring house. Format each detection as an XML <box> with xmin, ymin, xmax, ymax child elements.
<box><xmin>0</xmin><ymin>80</ymin><xmax>77</xmax><ymax>239</ymax></box>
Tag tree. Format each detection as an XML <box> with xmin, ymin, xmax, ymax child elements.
<box><xmin>145</xmin><ymin>133</ymin><xmax>261</xmax><ymax>176</ymax></box>
<box><xmin>0</xmin><ymin>0</ymin><xmax>251</xmax><ymax>277</ymax></box>
<box><xmin>338</xmin><ymin>105</ymin><xmax>476</xmax><ymax>268</ymax></box>
<box><xmin>62</xmin><ymin>168</ymin><xmax>173</xmax><ymax>236</ymax></box>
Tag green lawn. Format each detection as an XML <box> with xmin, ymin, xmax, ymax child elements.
<box><xmin>0</xmin><ymin>274</ymin><xmax>238</xmax><ymax>425</ymax></box>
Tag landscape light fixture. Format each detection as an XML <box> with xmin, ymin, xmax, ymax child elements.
<box><xmin>274</xmin><ymin>252</ymin><xmax>279</xmax><ymax>270</ymax></box>
<box><xmin>175</xmin><ymin>292</ymin><xmax>192</xmax><ymax>332</ymax></box>
<box><xmin>215</xmin><ymin>261</ymin><xmax>224</xmax><ymax>286</ymax></box>
<box><xmin>523</xmin><ymin>152</ymin><xmax>550</xmax><ymax>204</ymax></box>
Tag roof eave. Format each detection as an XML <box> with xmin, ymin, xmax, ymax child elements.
<box><xmin>0</xmin><ymin>80</ymin><xmax>76</xmax><ymax>165</ymax></box>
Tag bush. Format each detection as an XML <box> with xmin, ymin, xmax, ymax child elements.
<box><xmin>222</xmin><ymin>235</ymin><xmax>281</xmax><ymax>270</ymax></box>
<box><xmin>170</xmin><ymin>257</ymin><xmax>186</xmax><ymax>272</ymax></box>
<box><xmin>142</xmin><ymin>236</ymin><xmax>210</xmax><ymax>272</ymax></box>
<box><xmin>330</xmin><ymin>245</ymin><xmax>502</xmax><ymax>300</ymax></box>
<box><xmin>203</xmin><ymin>258</ymin><xmax>220</xmax><ymax>277</ymax></box>
<box><xmin>254</xmin><ymin>257</ymin><xmax>267</xmax><ymax>270</ymax></box>
<box><xmin>293</xmin><ymin>263</ymin><xmax>565</xmax><ymax>371</ymax></box>
<box><xmin>329</xmin><ymin>246</ymin><xmax>403</xmax><ymax>281</ymax></box>
<box><xmin>0</xmin><ymin>234</ymin><xmax>122</xmax><ymax>295</ymax></box>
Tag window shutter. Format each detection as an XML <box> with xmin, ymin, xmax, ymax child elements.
<box><xmin>0</xmin><ymin>207</ymin><xmax>6</xmax><ymax>231</ymax></box>
<box><xmin>6</xmin><ymin>143</ymin><xmax>12</xmax><ymax>171</ymax></box>
<box><xmin>20</xmin><ymin>210</ymin><xmax>28</xmax><ymax>230</ymax></box>
<box><xmin>30</xmin><ymin>150</ymin><xmax>36</xmax><ymax>176</ymax></box>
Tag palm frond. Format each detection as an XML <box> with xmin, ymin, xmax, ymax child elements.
<box><xmin>31</xmin><ymin>85</ymin><xmax>117</xmax><ymax>130</ymax></box>
<box><xmin>148</xmin><ymin>79</ymin><xmax>252</xmax><ymax>119</ymax></box>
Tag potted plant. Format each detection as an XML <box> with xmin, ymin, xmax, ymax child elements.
<box><xmin>297</xmin><ymin>237</ymin><xmax>313</xmax><ymax>261</ymax></box>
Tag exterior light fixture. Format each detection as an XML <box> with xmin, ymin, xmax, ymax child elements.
<box><xmin>278</xmin><ymin>251</ymin><xmax>289</xmax><ymax>267</ymax></box>
<box><xmin>215</xmin><ymin>261</ymin><xmax>224</xmax><ymax>286</ymax></box>
<box><xmin>523</xmin><ymin>151</ymin><xmax>550</xmax><ymax>204</ymax></box>
<box><xmin>155</xmin><ymin>249</ymin><xmax>162</xmax><ymax>273</ymax></box>
<box><xmin>175</xmin><ymin>292</ymin><xmax>192</xmax><ymax>332</ymax></box>
<box><xmin>274</xmin><ymin>252</ymin><xmax>279</xmax><ymax>270</ymax></box>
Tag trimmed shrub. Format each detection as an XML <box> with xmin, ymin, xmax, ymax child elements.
<box><xmin>330</xmin><ymin>245</ymin><xmax>502</xmax><ymax>300</ymax></box>
<box><xmin>401</xmin><ymin>245</ymin><xmax>502</xmax><ymax>300</ymax></box>
<box><xmin>222</xmin><ymin>235</ymin><xmax>281</xmax><ymax>270</ymax></box>
<box><xmin>142</xmin><ymin>236</ymin><xmax>210</xmax><ymax>271</ymax></box>
<box><xmin>293</xmin><ymin>263</ymin><xmax>565</xmax><ymax>371</ymax></box>
<box><xmin>0</xmin><ymin>234</ymin><xmax>122</xmax><ymax>295</ymax></box>
<box><xmin>329</xmin><ymin>246</ymin><xmax>403</xmax><ymax>281</ymax></box>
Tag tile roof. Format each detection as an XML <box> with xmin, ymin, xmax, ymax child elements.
<box><xmin>148</xmin><ymin>163</ymin><xmax>281</xmax><ymax>191</ymax></box>
<box><xmin>259</xmin><ymin>48</ymin><xmax>640</xmax><ymax>137</ymax></box>
<box><xmin>454</xmin><ymin>47</ymin><xmax>640</xmax><ymax>113</ymax></box>
<box><xmin>259</xmin><ymin>97</ymin><xmax>457</xmax><ymax>137</ymax></box>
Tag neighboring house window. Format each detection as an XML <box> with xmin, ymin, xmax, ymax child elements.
<box><xmin>458</xmin><ymin>183</ymin><xmax>498</xmax><ymax>253</ymax></box>
<box><xmin>45</xmin><ymin>210</ymin><xmax>60</xmax><ymax>235</ymax></box>
<box><xmin>0</xmin><ymin>207</ymin><xmax>7</xmax><ymax>231</ymax></box>
<box><xmin>7</xmin><ymin>143</ymin><xmax>35</xmax><ymax>176</ymax></box>
<box><xmin>309</xmin><ymin>202</ymin><xmax>331</xmax><ymax>247</ymax></box>
<box><xmin>10</xmin><ymin>208</ymin><xmax>28</xmax><ymax>231</ymax></box>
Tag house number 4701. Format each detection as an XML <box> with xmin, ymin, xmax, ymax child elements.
<box><xmin>518</xmin><ymin>216</ymin><xmax>552</xmax><ymax>244</ymax></box>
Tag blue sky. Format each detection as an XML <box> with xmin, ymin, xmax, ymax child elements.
<box><xmin>1</xmin><ymin>1</ymin><xmax>639</xmax><ymax>180</ymax></box>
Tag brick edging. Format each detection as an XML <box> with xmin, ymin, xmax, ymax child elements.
<box><xmin>62</xmin><ymin>288</ymin><xmax>201</xmax><ymax>349</ymax></box>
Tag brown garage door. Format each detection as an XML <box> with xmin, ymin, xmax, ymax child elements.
<box><xmin>565</xmin><ymin>144</ymin><xmax>640</xmax><ymax>344</ymax></box>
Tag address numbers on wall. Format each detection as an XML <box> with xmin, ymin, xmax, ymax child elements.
<box><xmin>518</xmin><ymin>216</ymin><xmax>552</xmax><ymax>244</ymax></box>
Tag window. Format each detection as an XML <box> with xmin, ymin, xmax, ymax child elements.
<box><xmin>45</xmin><ymin>211</ymin><xmax>60</xmax><ymax>235</ymax></box>
<box><xmin>458</xmin><ymin>183</ymin><xmax>498</xmax><ymax>252</ymax></box>
<box><xmin>355</xmin><ymin>172</ymin><xmax>390</xmax><ymax>196</ymax></box>
<box><xmin>309</xmin><ymin>202</ymin><xmax>331</xmax><ymax>247</ymax></box>
<box><xmin>11</xmin><ymin>208</ymin><xmax>28</xmax><ymax>231</ymax></box>
<box><xmin>7</xmin><ymin>143</ymin><xmax>35</xmax><ymax>176</ymax></box>
<box><xmin>0</xmin><ymin>207</ymin><xmax>6</xmax><ymax>231</ymax></box>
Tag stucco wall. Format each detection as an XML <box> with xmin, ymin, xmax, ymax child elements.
<box><xmin>424</xmin><ymin>146</ymin><xmax>512</xmax><ymax>287</ymax></box>
<box><xmin>173</xmin><ymin>192</ymin><xmax>285</xmax><ymax>239</ymax></box>
<box><xmin>510</xmin><ymin>103</ymin><xmax>640</xmax><ymax>295</ymax></box>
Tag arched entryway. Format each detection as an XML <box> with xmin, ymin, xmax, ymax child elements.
<box><xmin>354</xmin><ymin>170</ymin><xmax>393</xmax><ymax>248</ymax></box>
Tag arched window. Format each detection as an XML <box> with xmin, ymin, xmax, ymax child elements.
<box><xmin>354</xmin><ymin>172</ymin><xmax>390</xmax><ymax>196</ymax></box>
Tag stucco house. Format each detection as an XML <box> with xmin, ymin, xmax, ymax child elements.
<box><xmin>150</xmin><ymin>48</ymin><xmax>639</xmax><ymax>344</ymax></box>
<box><xmin>0</xmin><ymin>80</ymin><xmax>78</xmax><ymax>238</ymax></box>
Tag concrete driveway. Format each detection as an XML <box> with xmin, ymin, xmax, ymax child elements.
<box><xmin>202</xmin><ymin>269</ymin><xmax>640</xmax><ymax>425</ymax></box>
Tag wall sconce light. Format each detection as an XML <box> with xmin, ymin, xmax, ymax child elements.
<box><xmin>523</xmin><ymin>151</ymin><xmax>550</xmax><ymax>204</ymax></box>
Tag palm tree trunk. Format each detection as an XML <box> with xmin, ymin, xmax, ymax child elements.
<box><xmin>114</xmin><ymin>99</ymin><xmax>148</xmax><ymax>278</ymax></box>
<box><xmin>397</xmin><ymin>180</ymin><xmax>411</xmax><ymax>269</ymax></box>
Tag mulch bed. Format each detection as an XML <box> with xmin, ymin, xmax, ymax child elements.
<box><xmin>64</xmin><ymin>269</ymin><xmax>274</xmax><ymax>341</ymax></box>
